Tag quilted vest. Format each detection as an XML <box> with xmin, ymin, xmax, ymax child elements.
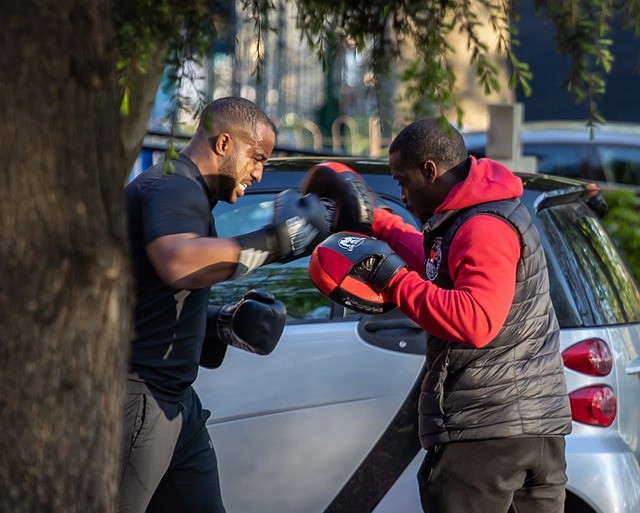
<box><xmin>419</xmin><ymin>198</ymin><xmax>572</xmax><ymax>448</ymax></box>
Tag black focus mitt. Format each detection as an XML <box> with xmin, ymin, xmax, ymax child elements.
<box><xmin>200</xmin><ymin>290</ymin><xmax>287</xmax><ymax>367</ymax></box>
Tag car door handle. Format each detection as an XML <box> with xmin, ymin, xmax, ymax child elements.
<box><xmin>363</xmin><ymin>318</ymin><xmax>423</xmax><ymax>334</ymax></box>
<box><xmin>358</xmin><ymin>311</ymin><xmax>426</xmax><ymax>354</ymax></box>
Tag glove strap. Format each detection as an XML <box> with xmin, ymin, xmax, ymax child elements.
<box><xmin>370</xmin><ymin>253</ymin><xmax>407</xmax><ymax>292</ymax></box>
<box><xmin>320</xmin><ymin>197</ymin><xmax>337</xmax><ymax>233</ymax></box>
<box><xmin>216</xmin><ymin>304</ymin><xmax>235</xmax><ymax>345</ymax></box>
<box><xmin>231</xmin><ymin>227</ymin><xmax>280</xmax><ymax>279</ymax></box>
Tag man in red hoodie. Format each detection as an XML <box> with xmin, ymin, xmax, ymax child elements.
<box><xmin>313</xmin><ymin>118</ymin><xmax>572</xmax><ymax>513</ymax></box>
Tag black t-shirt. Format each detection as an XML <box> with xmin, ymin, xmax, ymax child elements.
<box><xmin>124</xmin><ymin>154</ymin><xmax>218</xmax><ymax>400</ymax></box>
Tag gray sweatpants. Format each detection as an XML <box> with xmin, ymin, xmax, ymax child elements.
<box><xmin>117</xmin><ymin>382</ymin><xmax>226</xmax><ymax>513</ymax></box>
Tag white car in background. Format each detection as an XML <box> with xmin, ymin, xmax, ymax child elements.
<box><xmin>192</xmin><ymin>157</ymin><xmax>640</xmax><ymax>513</ymax></box>
<box><xmin>463</xmin><ymin>121</ymin><xmax>640</xmax><ymax>195</ymax></box>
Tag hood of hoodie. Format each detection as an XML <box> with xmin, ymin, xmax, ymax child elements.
<box><xmin>435</xmin><ymin>156</ymin><xmax>523</xmax><ymax>214</ymax></box>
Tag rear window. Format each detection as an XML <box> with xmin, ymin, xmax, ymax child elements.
<box><xmin>538</xmin><ymin>201</ymin><xmax>640</xmax><ymax>327</ymax></box>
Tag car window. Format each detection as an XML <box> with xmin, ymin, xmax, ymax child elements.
<box><xmin>522</xmin><ymin>143</ymin><xmax>596</xmax><ymax>180</ymax></box>
<box><xmin>209</xmin><ymin>192</ymin><xmax>418</xmax><ymax>321</ymax></box>
<box><xmin>538</xmin><ymin>202</ymin><xmax>640</xmax><ymax>327</ymax></box>
<box><xmin>596</xmin><ymin>145</ymin><xmax>640</xmax><ymax>186</ymax></box>
<box><xmin>209</xmin><ymin>193</ymin><xmax>332</xmax><ymax>321</ymax></box>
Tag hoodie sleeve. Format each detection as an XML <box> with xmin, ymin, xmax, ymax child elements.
<box><xmin>387</xmin><ymin>215</ymin><xmax>521</xmax><ymax>348</ymax></box>
<box><xmin>371</xmin><ymin>208</ymin><xmax>425</xmax><ymax>272</ymax></box>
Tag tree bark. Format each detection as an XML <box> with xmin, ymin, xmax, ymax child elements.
<box><xmin>0</xmin><ymin>1</ymin><xmax>131</xmax><ymax>512</ymax></box>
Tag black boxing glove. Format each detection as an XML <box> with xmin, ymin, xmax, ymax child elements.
<box><xmin>201</xmin><ymin>290</ymin><xmax>287</xmax><ymax>361</ymax></box>
<box><xmin>231</xmin><ymin>189</ymin><xmax>329</xmax><ymax>278</ymax></box>
<box><xmin>270</xmin><ymin>189</ymin><xmax>329</xmax><ymax>262</ymax></box>
<box><xmin>300</xmin><ymin>162</ymin><xmax>375</xmax><ymax>236</ymax></box>
<box><xmin>309</xmin><ymin>232</ymin><xmax>407</xmax><ymax>314</ymax></box>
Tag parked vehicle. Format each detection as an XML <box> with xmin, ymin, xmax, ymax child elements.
<box><xmin>191</xmin><ymin>157</ymin><xmax>640</xmax><ymax>513</ymax></box>
<box><xmin>462</xmin><ymin>121</ymin><xmax>640</xmax><ymax>195</ymax></box>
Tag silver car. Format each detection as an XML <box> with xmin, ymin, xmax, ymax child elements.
<box><xmin>193</xmin><ymin>157</ymin><xmax>640</xmax><ymax>513</ymax></box>
<box><xmin>462</xmin><ymin>122</ymin><xmax>640</xmax><ymax>195</ymax></box>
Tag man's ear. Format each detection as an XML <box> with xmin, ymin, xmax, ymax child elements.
<box><xmin>422</xmin><ymin>160</ymin><xmax>438</xmax><ymax>183</ymax></box>
<box><xmin>210</xmin><ymin>133</ymin><xmax>233</xmax><ymax>156</ymax></box>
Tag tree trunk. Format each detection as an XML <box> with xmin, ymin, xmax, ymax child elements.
<box><xmin>0</xmin><ymin>2</ymin><xmax>131</xmax><ymax>512</ymax></box>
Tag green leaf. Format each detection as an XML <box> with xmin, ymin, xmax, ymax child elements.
<box><xmin>120</xmin><ymin>90</ymin><xmax>130</xmax><ymax>116</ymax></box>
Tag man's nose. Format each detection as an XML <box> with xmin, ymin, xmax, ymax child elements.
<box><xmin>252</xmin><ymin>165</ymin><xmax>263</xmax><ymax>183</ymax></box>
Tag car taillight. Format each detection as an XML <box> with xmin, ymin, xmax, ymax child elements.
<box><xmin>562</xmin><ymin>338</ymin><xmax>613</xmax><ymax>376</ymax></box>
<box><xmin>569</xmin><ymin>386</ymin><xmax>617</xmax><ymax>427</ymax></box>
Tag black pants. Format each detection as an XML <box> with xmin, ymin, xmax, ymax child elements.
<box><xmin>118</xmin><ymin>384</ymin><xmax>226</xmax><ymax>513</ymax></box>
<box><xmin>417</xmin><ymin>437</ymin><xmax>567</xmax><ymax>513</ymax></box>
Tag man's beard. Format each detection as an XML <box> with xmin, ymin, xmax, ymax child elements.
<box><xmin>218</xmin><ymin>152</ymin><xmax>239</xmax><ymax>202</ymax></box>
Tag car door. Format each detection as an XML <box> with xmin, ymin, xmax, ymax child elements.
<box><xmin>193</xmin><ymin>191</ymin><xmax>425</xmax><ymax>513</ymax></box>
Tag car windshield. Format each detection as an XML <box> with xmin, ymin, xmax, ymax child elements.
<box><xmin>523</xmin><ymin>143</ymin><xmax>595</xmax><ymax>180</ymax></box>
<box><xmin>538</xmin><ymin>201</ymin><xmax>640</xmax><ymax>327</ymax></box>
<box><xmin>597</xmin><ymin>144</ymin><xmax>640</xmax><ymax>186</ymax></box>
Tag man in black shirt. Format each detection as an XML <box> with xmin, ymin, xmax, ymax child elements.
<box><xmin>120</xmin><ymin>97</ymin><xmax>326</xmax><ymax>513</ymax></box>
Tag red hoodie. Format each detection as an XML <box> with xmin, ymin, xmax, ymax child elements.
<box><xmin>373</xmin><ymin>157</ymin><xmax>523</xmax><ymax>348</ymax></box>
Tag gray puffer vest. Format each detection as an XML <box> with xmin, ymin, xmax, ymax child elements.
<box><xmin>419</xmin><ymin>198</ymin><xmax>572</xmax><ymax>448</ymax></box>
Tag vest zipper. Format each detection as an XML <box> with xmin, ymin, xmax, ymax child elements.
<box><xmin>436</xmin><ymin>347</ymin><xmax>451</xmax><ymax>415</ymax></box>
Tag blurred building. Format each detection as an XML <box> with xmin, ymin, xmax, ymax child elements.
<box><xmin>150</xmin><ymin>0</ymin><xmax>381</xmax><ymax>152</ymax></box>
<box><xmin>148</xmin><ymin>1</ymin><xmax>640</xmax><ymax>154</ymax></box>
<box><xmin>514</xmin><ymin>0</ymin><xmax>640</xmax><ymax>123</ymax></box>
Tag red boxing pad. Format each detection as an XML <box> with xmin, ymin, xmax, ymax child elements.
<box><xmin>308</xmin><ymin>232</ymin><xmax>396</xmax><ymax>314</ymax></box>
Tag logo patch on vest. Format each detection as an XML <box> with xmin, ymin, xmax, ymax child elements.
<box><xmin>425</xmin><ymin>237</ymin><xmax>443</xmax><ymax>281</ymax></box>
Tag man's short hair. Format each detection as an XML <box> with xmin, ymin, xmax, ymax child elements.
<box><xmin>199</xmin><ymin>97</ymin><xmax>277</xmax><ymax>140</ymax></box>
<box><xmin>389</xmin><ymin>118</ymin><xmax>467</xmax><ymax>171</ymax></box>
